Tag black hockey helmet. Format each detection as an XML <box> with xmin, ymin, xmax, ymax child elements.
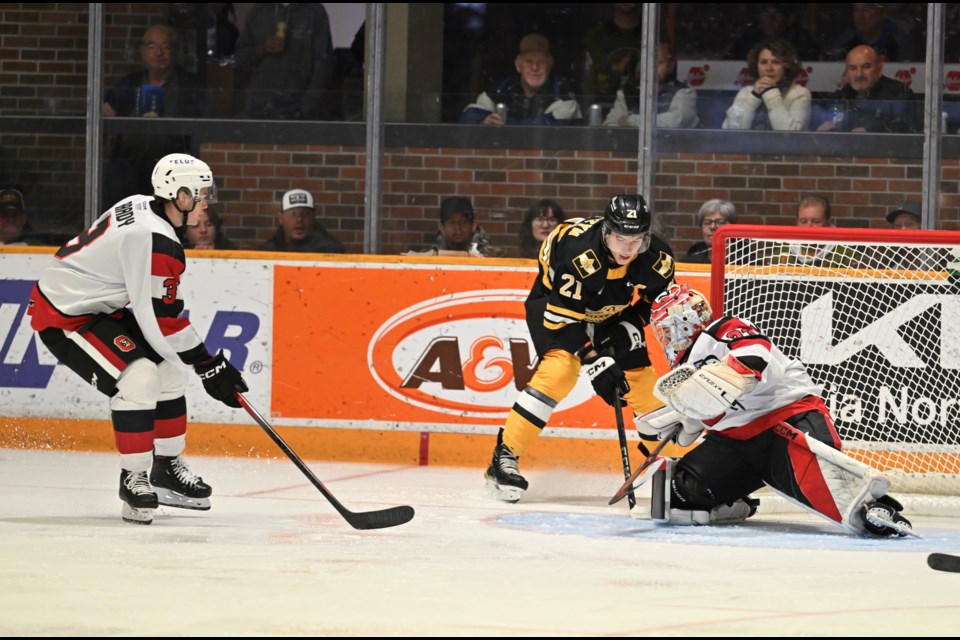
<box><xmin>602</xmin><ymin>194</ymin><xmax>652</xmax><ymax>236</ymax></box>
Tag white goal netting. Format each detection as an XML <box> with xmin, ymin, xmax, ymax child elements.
<box><xmin>715</xmin><ymin>225</ymin><xmax>960</xmax><ymax>510</ymax></box>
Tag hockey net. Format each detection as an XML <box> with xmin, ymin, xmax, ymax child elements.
<box><xmin>711</xmin><ymin>224</ymin><xmax>960</xmax><ymax>515</ymax></box>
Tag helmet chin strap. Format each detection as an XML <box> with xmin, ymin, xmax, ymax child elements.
<box><xmin>171</xmin><ymin>197</ymin><xmax>197</xmax><ymax>230</ymax></box>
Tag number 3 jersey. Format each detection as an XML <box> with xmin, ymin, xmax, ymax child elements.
<box><xmin>28</xmin><ymin>195</ymin><xmax>210</xmax><ymax>367</ymax></box>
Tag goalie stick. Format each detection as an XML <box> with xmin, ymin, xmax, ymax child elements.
<box><xmin>613</xmin><ymin>392</ymin><xmax>636</xmax><ymax>510</ymax></box>
<box><xmin>927</xmin><ymin>553</ymin><xmax>960</xmax><ymax>573</ymax></box>
<box><xmin>236</xmin><ymin>392</ymin><xmax>415</xmax><ymax>530</ymax></box>
<box><xmin>608</xmin><ymin>423</ymin><xmax>682</xmax><ymax>505</ymax></box>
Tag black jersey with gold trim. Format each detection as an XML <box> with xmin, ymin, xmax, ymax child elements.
<box><xmin>529</xmin><ymin>216</ymin><xmax>675</xmax><ymax>354</ymax></box>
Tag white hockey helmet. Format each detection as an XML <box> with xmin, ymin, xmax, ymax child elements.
<box><xmin>151</xmin><ymin>153</ymin><xmax>217</xmax><ymax>204</ymax></box>
<box><xmin>651</xmin><ymin>283</ymin><xmax>713</xmax><ymax>356</ymax></box>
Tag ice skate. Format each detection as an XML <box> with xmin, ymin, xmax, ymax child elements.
<box><xmin>150</xmin><ymin>456</ymin><xmax>212</xmax><ymax>511</ymax></box>
<box><xmin>484</xmin><ymin>443</ymin><xmax>528</xmax><ymax>503</ymax></box>
<box><xmin>862</xmin><ymin>499</ymin><xmax>918</xmax><ymax>538</ymax></box>
<box><xmin>119</xmin><ymin>470</ymin><xmax>158</xmax><ymax>525</ymax></box>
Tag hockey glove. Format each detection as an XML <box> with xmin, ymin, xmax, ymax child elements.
<box><xmin>582</xmin><ymin>354</ymin><xmax>630</xmax><ymax>407</ymax></box>
<box><xmin>635</xmin><ymin>405</ymin><xmax>704</xmax><ymax>447</ymax></box>
<box><xmin>195</xmin><ymin>351</ymin><xmax>248</xmax><ymax>408</ymax></box>
<box><xmin>596</xmin><ymin>320</ymin><xmax>645</xmax><ymax>361</ymax></box>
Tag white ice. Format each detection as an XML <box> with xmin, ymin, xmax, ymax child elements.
<box><xmin>2</xmin><ymin>448</ymin><xmax>960</xmax><ymax>636</ymax></box>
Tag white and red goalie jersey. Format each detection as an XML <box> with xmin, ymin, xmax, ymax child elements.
<box><xmin>675</xmin><ymin>315</ymin><xmax>828</xmax><ymax>439</ymax></box>
<box><xmin>28</xmin><ymin>195</ymin><xmax>209</xmax><ymax>366</ymax></box>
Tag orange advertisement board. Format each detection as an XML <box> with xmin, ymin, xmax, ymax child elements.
<box><xmin>271</xmin><ymin>261</ymin><xmax>709</xmax><ymax>434</ymax></box>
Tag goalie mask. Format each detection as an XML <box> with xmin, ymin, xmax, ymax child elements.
<box><xmin>651</xmin><ymin>284</ymin><xmax>713</xmax><ymax>360</ymax></box>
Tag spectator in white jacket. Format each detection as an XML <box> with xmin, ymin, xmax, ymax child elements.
<box><xmin>603</xmin><ymin>42</ymin><xmax>698</xmax><ymax>129</ymax></box>
<box><xmin>722</xmin><ymin>38</ymin><xmax>810</xmax><ymax>131</ymax></box>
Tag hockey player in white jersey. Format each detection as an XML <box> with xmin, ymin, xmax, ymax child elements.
<box><xmin>634</xmin><ymin>283</ymin><xmax>912</xmax><ymax>537</ymax></box>
<box><xmin>28</xmin><ymin>153</ymin><xmax>248</xmax><ymax>525</ymax></box>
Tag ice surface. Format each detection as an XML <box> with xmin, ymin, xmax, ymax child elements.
<box><xmin>1</xmin><ymin>448</ymin><xmax>959</xmax><ymax>636</ymax></box>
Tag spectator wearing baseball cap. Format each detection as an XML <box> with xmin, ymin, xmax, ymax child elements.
<box><xmin>458</xmin><ymin>32</ymin><xmax>582</xmax><ymax>126</ymax></box>
<box><xmin>886</xmin><ymin>200</ymin><xmax>921</xmax><ymax>230</ymax></box>
<box><xmin>0</xmin><ymin>188</ymin><xmax>29</xmax><ymax>245</ymax></box>
<box><xmin>405</xmin><ymin>196</ymin><xmax>504</xmax><ymax>257</ymax></box>
<box><xmin>0</xmin><ymin>187</ymin><xmax>71</xmax><ymax>247</ymax></box>
<box><xmin>260</xmin><ymin>188</ymin><xmax>345</xmax><ymax>253</ymax></box>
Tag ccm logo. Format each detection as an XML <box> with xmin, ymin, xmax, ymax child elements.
<box><xmin>198</xmin><ymin>362</ymin><xmax>226</xmax><ymax>379</ymax></box>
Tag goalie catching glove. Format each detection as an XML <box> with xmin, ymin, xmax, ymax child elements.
<box><xmin>195</xmin><ymin>350</ymin><xmax>248</xmax><ymax>408</ymax></box>
<box><xmin>653</xmin><ymin>356</ymin><xmax>758</xmax><ymax>421</ymax></box>
<box><xmin>581</xmin><ymin>354</ymin><xmax>629</xmax><ymax>407</ymax></box>
<box><xmin>635</xmin><ymin>405</ymin><xmax>704</xmax><ymax>447</ymax></box>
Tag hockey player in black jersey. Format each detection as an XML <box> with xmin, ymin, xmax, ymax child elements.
<box><xmin>28</xmin><ymin>153</ymin><xmax>248</xmax><ymax>525</ymax></box>
<box><xmin>485</xmin><ymin>194</ymin><xmax>676</xmax><ymax>501</ymax></box>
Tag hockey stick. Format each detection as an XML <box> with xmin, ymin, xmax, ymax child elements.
<box><xmin>609</xmin><ymin>423</ymin><xmax>682</xmax><ymax>505</ymax></box>
<box><xmin>235</xmin><ymin>392</ymin><xmax>415</xmax><ymax>530</ymax></box>
<box><xmin>928</xmin><ymin>553</ymin><xmax>960</xmax><ymax>573</ymax></box>
<box><xmin>613</xmin><ymin>392</ymin><xmax>636</xmax><ymax>510</ymax></box>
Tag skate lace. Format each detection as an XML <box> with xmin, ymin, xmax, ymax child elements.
<box><xmin>124</xmin><ymin>471</ymin><xmax>153</xmax><ymax>496</ymax></box>
<box><xmin>170</xmin><ymin>457</ymin><xmax>203</xmax><ymax>488</ymax></box>
<box><xmin>497</xmin><ymin>446</ymin><xmax>521</xmax><ymax>476</ymax></box>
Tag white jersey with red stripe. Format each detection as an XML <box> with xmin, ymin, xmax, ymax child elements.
<box><xmin>29</xmin><ymin>195</ymin><xmax>208</xmax><ymax>366</ymax></box>
<box><xmin>676</xmin><ymin>315</ymin><xmax>824</xmax><ymax>434</ymax></box>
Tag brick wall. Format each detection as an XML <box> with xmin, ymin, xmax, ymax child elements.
<box><xmin>206</xmin><ymin>141</ymin><xmax>960</xmax><ymax>257</ymax></box>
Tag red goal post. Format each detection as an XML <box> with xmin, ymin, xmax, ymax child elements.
<box><xmin>710</xmin><ymin>224</ymin><xmax>960</xmax><ymax>507</ymax></box>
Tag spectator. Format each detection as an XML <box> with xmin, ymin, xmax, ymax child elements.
<box><xmin>886</xmin><ymin>199</ymin><xmax>921</xmax><ymax>230</ymax></box>
<box><xmin>459</xmin><ymin>33</ymin><xmax>582</xmax><ymax>126</ymax></box>
<box><xmin>684</xmin><ymin>199</ymin><xmax>737</xmax><ymax>264</ymax></box>
<box><xmin>770</xmin><ymin>195</ymin><xmax>859</xmax><ymax>267</ymax></box>
<box><xmin>722</xmin><ymin>38</ymin><xmax>811</xmax><ymax>131</ymax></box>
<box><xmin>519</xmin><ymin>199</ymin><xmax>566</xmax><ymax>259</ymax></box>
<box><xmin>0</xmin><ymin>187</ymin><xmax>69</xmax><ymax>247</ymax></box>
<box><xmin>261</xmin><ymin>189</ymin><xmax>345</xmax><ymax>254</ymax></box>
<box><xmin>724</xmin><ymin>4</ymin><xmax>822</xmax><ymax>63</ymax></box>
<box><xmin>184</xmin><ymin>205</ymin><xmax>236</xmax><ymax>250</ymax></box>
<box><xmin>603</xmin><ymin>42</ymin><xmax>699</xmax><ymax>129</ymax></box>
<box><xmin>796</xmin><ymin>195</ymin><xmax>832</xmax><ymax>227</ymax></box>
<box><xmin>102</xmin><ymin>25</ymin><xmax>205</xmax><ymax>206</ymax></box>
<box><xmin>407</xmin><ymin>196</ymin><xmax>505</xmax><ymax>257</ymax></box>
<box><xmin>882</xmin><ymin>200</ymin><xmax>939</xmax><ymax>270</ymax></box>
<box><xmin>207</xmin><ymin>3</ymin><xmax>239</xmax><ymax>61</ymax></box>
<box><xmin>824</xmin><ymin>3</ymin><xmax>918</xmax><ymax>62</ymax></box>
<box><xmin>0</xmin><ymin>188</ymin><xmax>31</xmax><ymax>245</ymax></box>
<box><xmin>816</xmin><ymin>45</ymin><xmax>920</xmax><ymax>133</ymax></box>
<box><xmin>581</xmin><ymin>3</ymin><xmax>643</xmax><ymax>110</ymax></box>
<box><xmin>235</xmin><ymin>3</ymin><xmax>334</xmax><ymax>120</ymax></box>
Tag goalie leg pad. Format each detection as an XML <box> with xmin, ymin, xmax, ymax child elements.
<box><xmin>778</xmin><ymin>428</ymin><xmax>896</xmax><ymax>535</ymax></box>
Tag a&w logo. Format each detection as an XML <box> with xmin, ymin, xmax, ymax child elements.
<box><xmin>369</xmin><ymin>290</ymin><xmax>594</xmax><ymax>418</ymax></box>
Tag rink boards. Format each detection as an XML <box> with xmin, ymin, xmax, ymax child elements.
<box><xmin>0</xmin><ymin>248</ymin><xmax>707</xmax><ymax>469</ymax></box>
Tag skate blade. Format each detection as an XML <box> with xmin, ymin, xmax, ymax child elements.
<box><xmin>155</xmin><ymin>488</ymin><xmax>211</xmax><ymax>511</ymax></box>
<box><xmin>484</xmin><ymin>477</ymin><xmax>523</xmax><ymax>504</ymax></box>
<box><xmin>865</xmin><ymin>512</ymin><xmax>922</xmax><ymax>539</ymax></box>
<box><xmin>121</xmin><ymin>503</ymin><xmax>154</xmax><ymax>525</ymax></box>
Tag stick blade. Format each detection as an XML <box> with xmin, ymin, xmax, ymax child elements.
<box><xmin>928</xmin><ymin>553</ymin><xmax>960</xmax><ymax>573</ymax></box>
<box><xmin>347</xmin><ymin>505</ymin><xmax>415</xmax><ymax>530</ymax></box>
